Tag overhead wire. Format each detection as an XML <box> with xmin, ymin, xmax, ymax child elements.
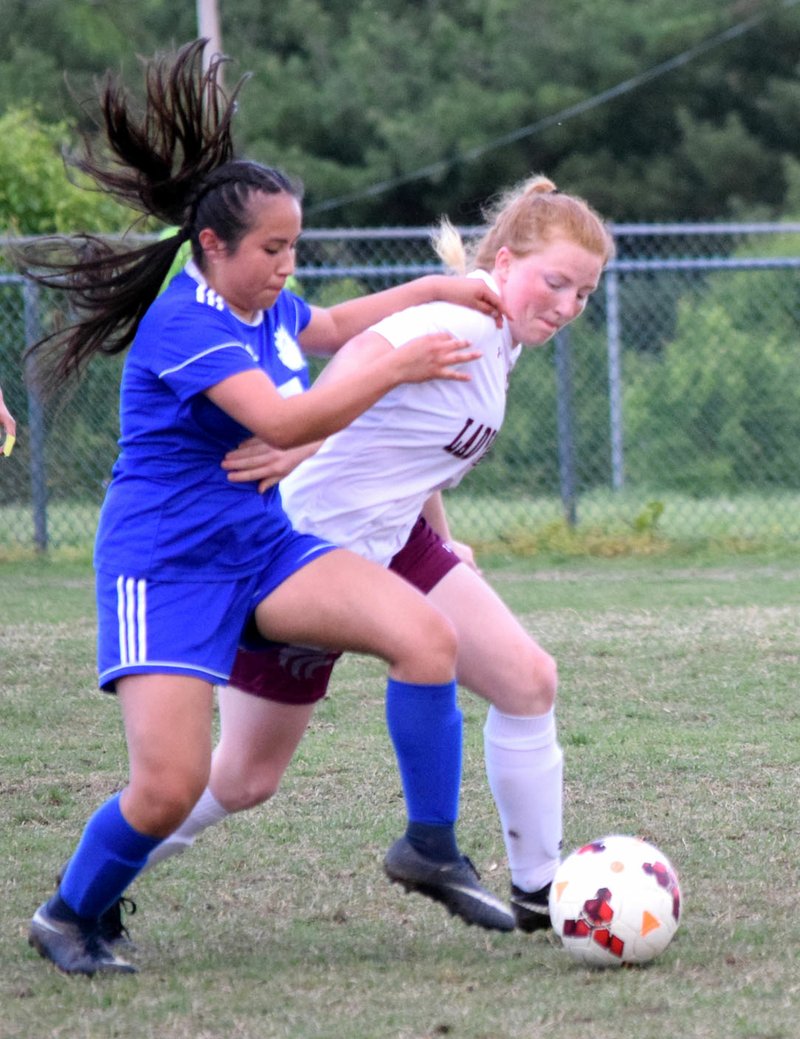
<box><xmin>306</xmin><ymin>0</ymin><xmax>800</xmax><ymax>216</ymax></box>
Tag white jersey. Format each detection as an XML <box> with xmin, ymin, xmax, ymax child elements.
<box><xmin>280</xmin><ymin>270</ymin><xmax>521</xmax><ymax>565</ymax></box>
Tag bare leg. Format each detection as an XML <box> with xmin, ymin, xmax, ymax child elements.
<box><xmin>146</xmin><ymin>549</ymin><xmax>456</xmax><ymax>869</ymax></box>
<box><xmin>118</xmin><ymin>674</ymin><xmax>215</xmax><ymax>836</ymax></box>
<box><xmin>253</xmin><ymin>548</ymin><xmax>456</xmax><ymax>682</ymax></box>
<box><xmin>211</xmin><ymin>688</ymin><xmax>315</xmax><ymax>810</ymax></box>
<box><xmin>427</xmin><ymin>564</ymin><xmax>557</xmax><ymax>715</ymax></box>
<box><xmin>31</xmin><ymin>675</ymin><xmax>215</xmax><ymax>973</ymax></box>
<box><xmin>144</xmin><ymin>689</ymin><xmax>314</xmax><ymax>868</ymax></box>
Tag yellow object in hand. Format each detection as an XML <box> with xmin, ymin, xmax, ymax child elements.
<box><xmin>2</xmin><ymin>433</ymin><xmax>15</xmax><ymax>457</ymax></box>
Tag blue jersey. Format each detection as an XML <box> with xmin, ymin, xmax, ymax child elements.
<box><xmin>94</xmin><ymin>264</ymin><xmax>313</xmax><ymax>580</ymax></box>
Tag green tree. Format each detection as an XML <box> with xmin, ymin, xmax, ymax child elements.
<box><xmin>0</xmin><ymin>107</ymin><xmax>134</xmax><ymax>235</ymax></box>
<box><xmin>2</xmin><ymin>0</ymin><xmax>800</xmax><ymax>225</ymax></box>
<box><xmin>624</xmin><ymin>254</ymin><xmax>800</xmax><ymax>494</ymax></box>
<box><xmin>0</xmin><ymin>0</ymin><xmax>195</xmax><ymax>126</ymax></box>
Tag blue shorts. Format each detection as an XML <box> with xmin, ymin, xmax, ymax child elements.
<box><xmin>228</xmin><ymin>517</ymin><xmax>461</xmax><ymax>705</ymax></box>
<box><xmin>96</xmin><ymin>529</ymin><xmax>336</xmax><ymax>691</ymax></box>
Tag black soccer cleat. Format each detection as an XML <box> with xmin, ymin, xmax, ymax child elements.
<box><xmin>384</xmin><ymin>836</ymin><xmax>515</xmax><ymax>932</ymax></box>
<box><xmin>97</xmin><ymin>895</ymin><xmax>137</xmax><ymax>948</ymax></box>
<box><xmin>55</xmin><ymin>862</ymin><xmax>137</xmax><ymax>948</ymax></box>
<box><xmin>510</xmin><ymin>882</ymin><xmax>553</xmax><ymax>933</ymax></box>
<box><xmin>29</xmin><ymin>902</ymin><xmax>137</xmax><ymax>976</ymax></box>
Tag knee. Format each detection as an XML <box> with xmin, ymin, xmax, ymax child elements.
<box><xmin>498</xmin><ymin>645</ymin><xmax>558</xmax><ymax>716</ymax></box>
<box><xmin>215</xmin><ymin>766</ymin><xmax>281</xmax><ymax>813</ymax></box>
<box><xmin>396</xmin><ymin>607</ymin><xmax>458</xmax><ymax>684</ymax></box>
<box><xmin>426</xmin><ymin>609</ymin><xmax>458</xmax><ymax>667</ymax></box>
<box><xmin>533</xmin><ymin>648</ymin><xmax>558</xmax><ymax>710</ymax></box>
<box><xmin>125</xmin><ymin>769</ymin><xmax>210</xmax><ymax>838</ymax></box>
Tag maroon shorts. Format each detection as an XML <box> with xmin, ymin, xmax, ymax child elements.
<box><xmin>229</xmin><ymin>517</ymin><xmax>461</xmax><ymax>705</ymax></box>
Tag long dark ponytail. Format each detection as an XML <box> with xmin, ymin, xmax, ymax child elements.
<box><xmin>20</xmin><ymin>39</ymin><xmax>299</xmax><ymax>390</ymax></box>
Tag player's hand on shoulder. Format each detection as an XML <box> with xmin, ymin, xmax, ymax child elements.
<box><xmin>438</xmin><ymin>277</ymin><xmax>510</xmax><ymax>329</ymax></box>
<box><xmin>396</xmin><ymin>332</ymin><xmax>481</xmax><ymax>384</ymax></box>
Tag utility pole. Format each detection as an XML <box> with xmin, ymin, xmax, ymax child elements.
<box><xmin>196</xmin><ymin>0</ymin><xmax>223</xmax><ymax>69</ymax></box>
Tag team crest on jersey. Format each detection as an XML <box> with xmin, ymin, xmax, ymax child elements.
<box><xmin>275</xmin><ymin>325</ymin><xmax>305</xmax><ymax>371</ymax></box>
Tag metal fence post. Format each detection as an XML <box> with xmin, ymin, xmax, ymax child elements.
<box><xmin>554</xmin><ymin>327</ymin><xmax>577</xmax><ymax>527</ymax></box>
<box><xmin>22</xmin><ymin>279</ymin><xmax>48</xmax><ymax>552</ymax></box>
<box><xmin>605</xmin><ymin>266</ymin><xmax>625</xmax><ymax>490</ymax></box>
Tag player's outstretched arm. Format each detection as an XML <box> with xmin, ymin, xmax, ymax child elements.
<box><xmin>206</xmin><ymin>332</ymin><xmax>479</xmax><ymax>450</ymax></box>
<box><xmin>0</xmin><ymin>384</ymin><xmax>16</xmax><ymax>457</ymax></box>
<box><xmin>299</xmin><ymin>275</ymin><xmax>506</xmax><ymax>356</ymax></box>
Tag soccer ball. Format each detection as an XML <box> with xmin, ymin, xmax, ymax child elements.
<box><xmin>548</xmin><ymin>834</ymin><xmax>681</xmax><ymax>967</ymax></box>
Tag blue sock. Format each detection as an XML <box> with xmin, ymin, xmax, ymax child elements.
<box><xmin>56</xmin><ymin>793</ymin><xmax>162</xmax><ymax>920</ymax></box>
<box><xmin>385</xmin><ymin>678</ymin><xmax>462</xmax><ymax>861</ymax></box>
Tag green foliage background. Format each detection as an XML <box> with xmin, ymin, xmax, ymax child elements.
<box><xmin>0</xmin><ymin>108</ymin><xmax>133</xmax><ymax>236</ymax></box>
<box><xmin>1</xmin><ymin>0</ymin><xmax>800</xmax><ymax>227</ymax></box>
<box><xmin>3</xmin><ymin>2</ymin><xmax>800</xmax><ymax>542</ymax></box>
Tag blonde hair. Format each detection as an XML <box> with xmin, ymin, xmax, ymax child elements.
<box><xmin>432</xmin><ymin>174</ymin><xmax>615</xmax><ymax>275</ymax></box>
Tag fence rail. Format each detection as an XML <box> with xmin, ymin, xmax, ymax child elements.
<box><xmin>3</xmin><ymin>223</ymin><xmax>800</xmax><ymax>554</ymax></box>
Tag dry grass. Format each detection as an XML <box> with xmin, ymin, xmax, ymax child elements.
<box><xmin>1</xmin><ymin>555</ymin><xmax>799</xmax><ymax>1039</ymax></box>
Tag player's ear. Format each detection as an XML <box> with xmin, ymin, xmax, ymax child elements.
<box><xmin>494</xmin><ymin>246</ymin><xmax>512</xmax><ymax>283</ymax></box>
<box><xmin>199</xmin><ymin>227</ymin><xmax>226</xmax><ymax>263</ymax></box>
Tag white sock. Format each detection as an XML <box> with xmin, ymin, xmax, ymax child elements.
<box><xmin>142</xmin><ymin>788</ymin><xmax>230</xmax><ymax>872</ymax></box>
<box><xmin>483</xmin><ymin>705</ymin><xmax>563</xmax><ymax>893</ymax></box>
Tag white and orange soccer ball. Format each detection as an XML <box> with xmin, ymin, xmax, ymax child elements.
<box><xmin>549</xmin><ymin>834</ymin><xmax>682</xmax><ymax>967</ymax></box>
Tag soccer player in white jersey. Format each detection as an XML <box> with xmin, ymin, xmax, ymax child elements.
<box><xmin>140</xmin><ymin>176</ymin><xmax>614</xmax><ymax>933</ymax></box>
<box><xmin>21</xmin><ymin>40</ymin><xmax>522</xmax><ymax>977</ymax></box>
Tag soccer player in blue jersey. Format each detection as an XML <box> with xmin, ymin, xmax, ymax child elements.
<box><xmin>21</xmin><ymin>39</ymin><xmax>515</xmax><ymax>976</ymax></box>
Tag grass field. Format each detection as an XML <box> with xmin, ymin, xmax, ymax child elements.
<box><xmin>1</xmin><ymin>552</ymin><xmax>799</xmax><ymax>1039</ymax></box>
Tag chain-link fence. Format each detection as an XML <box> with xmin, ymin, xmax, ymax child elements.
<box><xmin>3</xmin><ymin>223</ymin><xmax>800</xmax><ymax>555</ymax></box>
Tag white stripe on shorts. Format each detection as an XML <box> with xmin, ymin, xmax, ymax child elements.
<box><xmin>116</xmin><ymin>575</ymin><xmax>147</xmax><ymax>665</ymax></box>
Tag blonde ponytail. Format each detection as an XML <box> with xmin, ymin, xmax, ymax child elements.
<box><xmin>430</xmin><ymin>217</ymin><xmax>468</xmax><ymax>275</ymax></box>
